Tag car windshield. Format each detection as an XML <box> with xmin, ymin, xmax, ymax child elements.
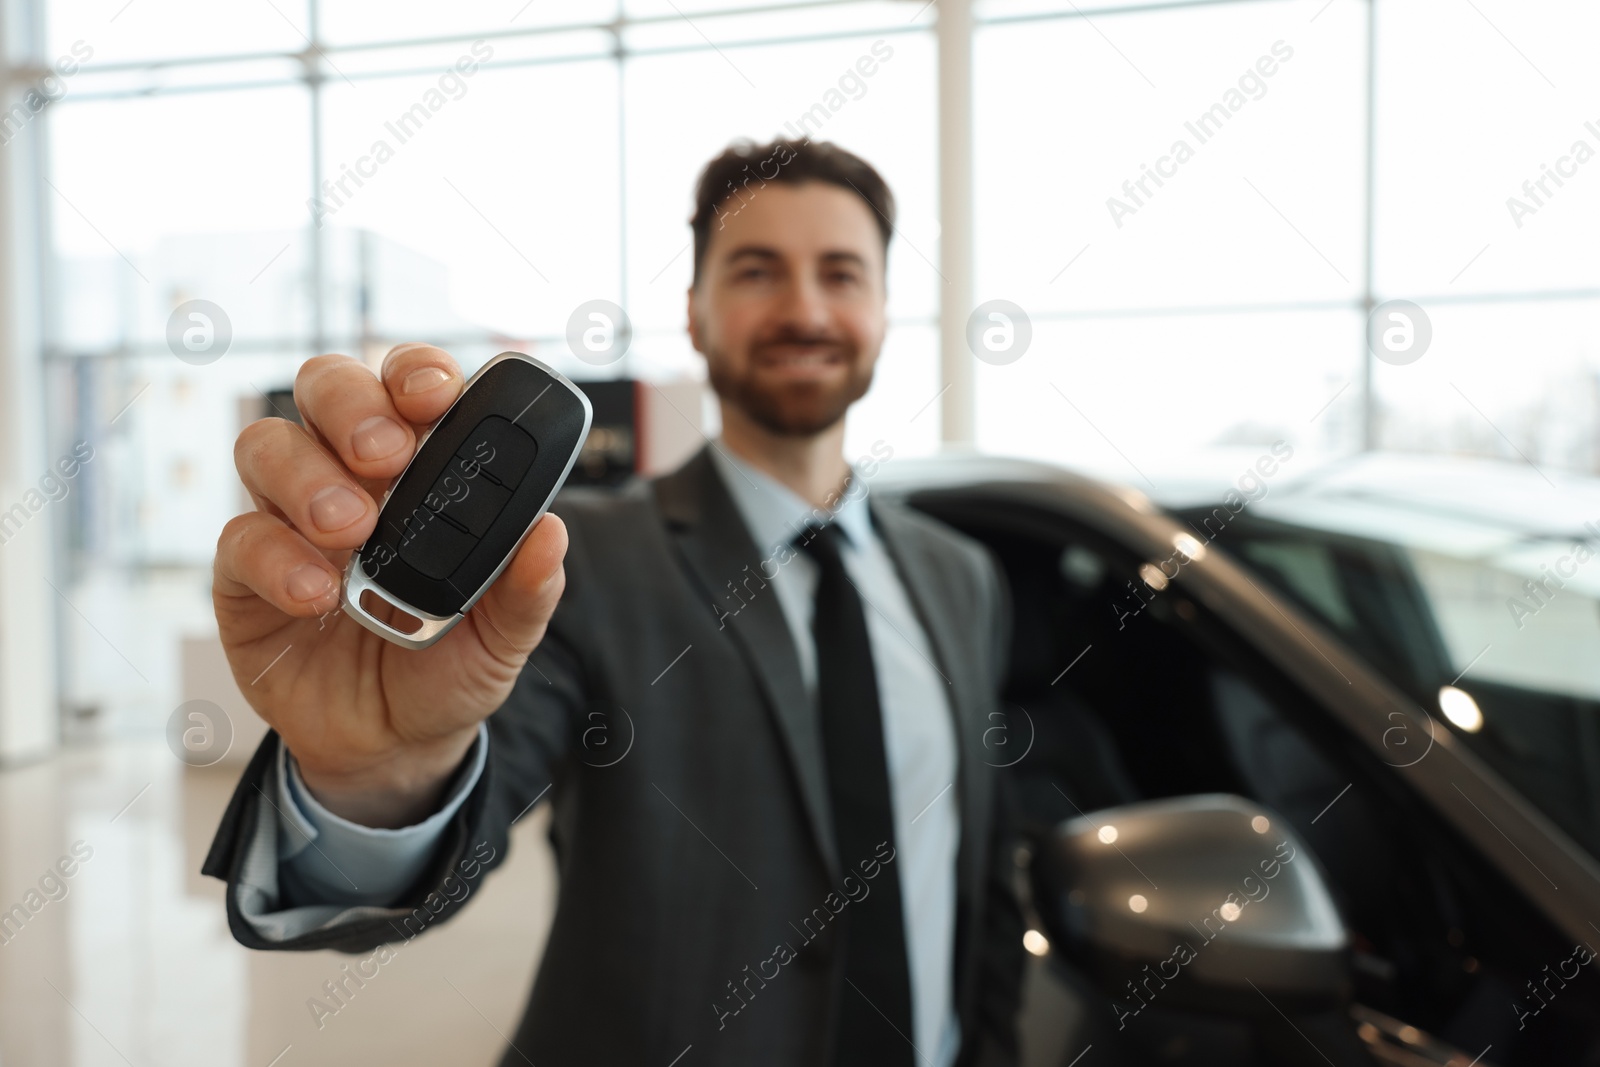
<box><xmin>1410</xmin><ymin>538</ymin><xmax>1600</xmax><ymax>700</ymax></box>
<box><xmin>1178</xmin><ymin>493</ymin><xmax>1600</xmax><ymax>862</ymax></box>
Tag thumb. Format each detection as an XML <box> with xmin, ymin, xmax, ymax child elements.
<box><xmin>467</xmin><ymin>513</ymin><xmax>569</xmax><ymax>664</ymax></box>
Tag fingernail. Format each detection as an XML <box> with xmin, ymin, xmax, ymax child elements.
<box><xmin>403</xmin><ymin>366</ymin><xmax>451</xmax><ymax>395</ymax></box>
<box><xmin>352</xmin><ymin>416</ymin><xmax>408</xmax><ymax>461</ymax></box>
<box><xmin>310</xmin><ymin>485</ymin><xmax>366</xmax><ymax>532</ymax></box>
<box><xmin>287</xmin><ymin>564</ymin><xmax>334</xmax><ymax>602</ymax></box>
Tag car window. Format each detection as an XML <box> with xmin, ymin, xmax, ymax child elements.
<box><xmin>1233</xmin><ymin>540</ymin><xmax>1359</xmax><ymax>630</ymax></box>
<box><xmin>1211</xmin><ymin>522</ymin><xmax>1453</xmax><ymax>699</ymax></box>
<box><xmin>1212</xmin><ymin>515</ymin><xmax>1600</xmax><ymax>860</ymax></box>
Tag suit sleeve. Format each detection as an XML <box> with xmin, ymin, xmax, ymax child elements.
<box><xmin>971</xmin><ymin>548</ymin><xmax>1028</xmax><ymax>1066</ymax></box>
<box><xmin>200</xmin><ymin>511</ymin><xmax>594</xmax><ymax>954</ymax></box>
<box><xmin>273</xmin><ymin>721</ymin><xmax>489</xmax><ymax>907</ymax></box>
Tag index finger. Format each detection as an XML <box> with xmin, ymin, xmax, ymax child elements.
<box><xmin>381</xmin><ymin>343</ymin><xmax>465</xmax><ymax>427</ymax></box>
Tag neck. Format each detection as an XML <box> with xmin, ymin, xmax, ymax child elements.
<box><xmin>718</xmin><ymin>401</ymin><xmax>851</xmax><ymax>511</ymax></box>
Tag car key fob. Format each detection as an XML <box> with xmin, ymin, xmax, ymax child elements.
<box><xmin>341</xmin><ymin>352</ymin><xmax>592</xmax><ymax>649</ymax></box>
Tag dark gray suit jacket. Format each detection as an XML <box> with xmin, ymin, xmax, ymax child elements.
<box><xmin>203</xmin><ymin>445</ymin><xmax>1025</xmax><ymax>1066</ymax></box>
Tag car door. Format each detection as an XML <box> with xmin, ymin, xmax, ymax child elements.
<box><xmin>902</xmin><ymin>475</ymin><xmax>1600</xmax><ymax>1065</ymax></box>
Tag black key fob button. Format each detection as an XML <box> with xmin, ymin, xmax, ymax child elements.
<box><xmin>457</xmin><ymin>415</ymin><xmax>537</xmax><ymax>488</ymax></box>
<box><xmin>397</xmin><ymin>510</ymin><xmax>477</xmax><ymax>580</ymax></box>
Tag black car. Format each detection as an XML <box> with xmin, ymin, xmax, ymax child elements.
<box><xmin>883</xmin><ymin>450</ymin><xmax>1600</xmax><ymax>1067</ymax></box>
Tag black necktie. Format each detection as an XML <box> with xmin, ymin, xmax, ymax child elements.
<box><xmin>796</xmin><ymin>522</ymin><xmax>915</xmax><ymax>1067</ymax></box>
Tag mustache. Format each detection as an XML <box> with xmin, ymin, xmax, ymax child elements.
<box><xmin>754</xmin><ymin>335</ymin><xmax>849</xmax><ymax>354</ymax></box>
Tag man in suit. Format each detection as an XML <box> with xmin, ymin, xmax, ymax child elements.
<box><xmin>204</xmin><ymin>137</ymin><xmax>1025</xmax><ymax>1066</ymax></box>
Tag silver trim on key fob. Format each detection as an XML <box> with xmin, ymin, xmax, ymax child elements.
<box><xmin>339</xmin><ymin>351</ymin><xmax>594</xmax><ymax>650</ymax></box>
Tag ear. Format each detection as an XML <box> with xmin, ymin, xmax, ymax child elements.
<box><xmin>685</xmin><ymin>285</ymin><xmax>704</xmax><ymax>355</ymax></box>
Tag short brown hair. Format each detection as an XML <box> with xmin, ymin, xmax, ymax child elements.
<box><xmin>688</xmin><ymin>138</ymin><xmax>895</xmax><ymax>288</ymax></box>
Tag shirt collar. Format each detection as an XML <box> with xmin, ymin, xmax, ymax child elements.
<box><xmin>707</xmin><ymin>439</ymin><xmax>874</xmax><ymax>556</ymax></box>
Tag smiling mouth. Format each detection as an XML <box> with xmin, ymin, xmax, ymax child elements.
<box><xmin>758</xmin><ymin>345</ymin><xmax>845</xmax><ymax>368</ymax></box>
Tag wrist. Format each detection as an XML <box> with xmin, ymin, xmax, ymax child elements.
<box><xmin>292</xmin><ymin>727</ymin><xmax>479</xmax><ymax>829</ymax></box>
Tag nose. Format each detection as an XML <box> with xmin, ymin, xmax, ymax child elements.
<box><xmin>775</xmin><ymin>272</ymin><xmax>832</xmax><ymax>336</ymax></box>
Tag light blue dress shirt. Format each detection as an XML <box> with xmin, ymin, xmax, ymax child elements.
<box><xmin>271</xmin><ymin>441</ymin><xmax>962</xmax><ymax>1066</ymax></box>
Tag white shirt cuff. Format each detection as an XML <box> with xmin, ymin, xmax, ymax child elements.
<box><xmin>273</xmin><ymin>722</ymin><xmax>488</xmax><ymax>907</ymax></box>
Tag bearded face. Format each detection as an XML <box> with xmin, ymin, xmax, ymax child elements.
<box><xmin>701</xmin><ymin>319</ymin><xmax>877</xmax><ymax>437</ymax></box>
<box><xmin>688</xmin><ymin>181</ymin><xmax>887</xmax><ymax>438</ymax></box>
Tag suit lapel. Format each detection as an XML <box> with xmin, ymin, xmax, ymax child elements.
<box><xmin>652</xmin><ymin>447</ymin><xmax>843</xmax><ymax>882</ymax></box>
<box><xmin>869</xmin><ymin>498</ymin><xmax>992</xmax><ymax>905</ymax></box>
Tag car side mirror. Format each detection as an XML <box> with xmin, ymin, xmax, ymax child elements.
<box><xmin>1030</xmin><ymin>793</ymin><xmax>1350</xmax><ymax>1018</ymax></box>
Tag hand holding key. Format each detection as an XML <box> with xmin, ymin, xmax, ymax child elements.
<box><xmin>214</xmin><ymin>344</ymin><xmax>572</xmax><ymax>828</ymax></box>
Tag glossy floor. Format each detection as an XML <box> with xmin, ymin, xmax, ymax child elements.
<box><xmin>0</xmin><ymin>739</ymin><xmax>1079</xmax><ymax>1067</ymax></box>
<box><xmin>0</xmin><ymin>740</ymin><xmax>556</xmax><ymax>1067</ymax></box>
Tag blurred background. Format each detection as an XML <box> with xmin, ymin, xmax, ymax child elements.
<box><xmin>0</xmin><ymin>0</ymin><xmax>1596</xmax><ymax>1064</ymax></box>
